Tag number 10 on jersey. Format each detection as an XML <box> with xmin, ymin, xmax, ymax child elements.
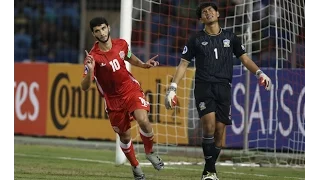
<box><xmin>109</xmin><ymin>59</ymin><xmax>120</xmax><ymax>72</ymax></box>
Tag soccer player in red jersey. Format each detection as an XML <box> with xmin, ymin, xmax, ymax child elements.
<box><xmin>81</xmin><ymin>17</ymin><xmax>164</xmax><ymax>180</ymax></box>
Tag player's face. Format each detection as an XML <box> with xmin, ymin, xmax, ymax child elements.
<box><xmin>92</xmin><ymin>24</ymin><xmax>110</xmax><ymax>43</ymax></box>
<box><xmin>200</xmin><ymin>6</ymin><xmax>219</xmax><ymax>25</ymax></box>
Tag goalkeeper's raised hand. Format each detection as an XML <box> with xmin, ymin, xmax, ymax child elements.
<box><xmin>256</xmin><ymin>70</ymin><xmax>272</xmax><ymax>91</ymax></box>
<box><xmin>165</xmin><ymin>83</ymin><xmax>178</xmax><ymax>109</ymax></box>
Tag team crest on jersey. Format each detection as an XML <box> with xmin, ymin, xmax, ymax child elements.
<box><xmin>223</xmin><ymin>39</ymin><xmax>230</xmax><ymax>47</ymax></box>
<box><xmin>119</xmin><ymin>51</ymin><xmax>125</xmax><ymax>60</ymax></box>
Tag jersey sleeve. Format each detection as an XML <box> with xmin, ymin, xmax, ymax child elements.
<box><xmin>122</xmin><ymin>39</ymin><xmax>132</xmax><ymax>59</ymax></box>
<box><xmin>232</xmin><ymin>34</ymin><xmax>246</xmax><ymax>58</ymax></box>
<box><xmin>181</xmin><ymin>35</ymin><xmax>196</xmax><ymax>62</ymax></box>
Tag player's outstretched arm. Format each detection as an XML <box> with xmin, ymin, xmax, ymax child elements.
<box><xmin>126</xmin><ymin>53</ymin><xmax>159</xmax><ymax>69</ymax></box>
<box><xmin>239</xmin><ymin>54</ymin><xmax>272</xmax><ymax>91</ymax></box>
<box><xmin>164</xmin><ymin>59</ymin><xmax>189</xmax><ymax>109</ymax></box>
<box><xmin>171</xmin><ymin>59</ymin><xmax>189</xmax><ymax>85</ymax></box>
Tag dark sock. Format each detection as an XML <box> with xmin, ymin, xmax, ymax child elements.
<box><xmin>202</xmin><ymin>136</ymin><xmax>215</xmax><ymax>174</ymax></box>
<box><xmin>214</xmin><ymin>146</ymin><xmax>221</xmax><ymax>163</ymax></box>
<box><xmin>213</xmin><ymin>146</ymin><xmax>221</xmax><ymax>174</ymax></box>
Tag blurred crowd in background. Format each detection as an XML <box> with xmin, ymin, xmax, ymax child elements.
<box><xmin>14</xmin><ymin>0</ymin><xmax>305</xmax><ymax>68</ymax></box>
<box><xmin>14</xmin><ymin>0</ymin><xmax>80</xmax><ymax>63</ymax></box>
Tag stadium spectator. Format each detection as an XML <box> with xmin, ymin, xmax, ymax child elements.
<box><xmin>14</xmin><ymin>0</ymin><xmax>80</xmax><ymax>63</ymax></box>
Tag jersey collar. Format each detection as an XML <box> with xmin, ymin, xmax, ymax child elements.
<box><xmin>203</xmin><ymin>28</ymin><xmax>222</xmax><ymax>36</ymax></box>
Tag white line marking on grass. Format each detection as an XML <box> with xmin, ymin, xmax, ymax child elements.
<box><xmin>15</xmin><ymin>153</ymin><xmax>304</xmax><ymax>180</ymax></box>
<box><xmin>221</xmin><ymin>171</ymin><xmax>304</xmax><ymax>180</ymax></box>
<box><xmin>15</xmin><ymin>153</ymin><xmax>115</xmax><ymax>164</ymax></box>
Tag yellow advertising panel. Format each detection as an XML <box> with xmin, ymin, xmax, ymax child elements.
<box><xmin>46</xmin><ymin>64</ymin><xmax>117</xmax><ymax>140</ymax></box>
<box><xmin>46</xmin><ymin>64</ymin><xmax>194</xmax><ymax>145</ymax></box>
<box><xmin>131</xmin><ymin>66</ymin><xmax>195</xmax><ymax>145</ymax></box>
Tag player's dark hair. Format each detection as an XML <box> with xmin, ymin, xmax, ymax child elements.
<box><xmin>90</xmin><ymin>17</ymin><xmax>109</xmax><ymax>32</ymax></box>
<box><xmin>196</xmin><ymin>2</ymin><xmax>218</xmax><ymax>19</ymax></box>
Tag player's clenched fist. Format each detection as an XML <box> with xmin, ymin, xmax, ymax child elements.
<box><xmin>85</xmin><ymin>50</ymin><xmax>95</xmax><ymax>71</ymax></box>
<box><xmin>256</xmin><ymin>70</ymin><xmax>272</xmax><ymax>91</ymax></box>
<box><xmin>165</xmin><ymin>83</ymin><xmax>178</xmax><ymax>109</ymax></box>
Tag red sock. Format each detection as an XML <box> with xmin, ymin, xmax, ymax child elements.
<box><xmin>120</xmin><ymin>140</ymin><xmax>139</xmax><ymax>167</ymax></box>
<box><xmin>139</xmin><ymin>128</ymin><xmax>154</xmax><ymax>154</ymax></box>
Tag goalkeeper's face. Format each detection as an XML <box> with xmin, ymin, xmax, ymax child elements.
<box><xmin>200</xmin><ymin>6</ymin><xmax>219</xmax><ymax>25</ymax></box>
<box><xmin>92</xmin><ymin>23</ymin><xmax>111</xmax><ymax>43</ymax></box>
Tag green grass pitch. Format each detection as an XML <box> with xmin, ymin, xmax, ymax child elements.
<box><xmin>14</xmin><ymin>144</ymin><xmax>304</xmax><ymax>180</ymax></box>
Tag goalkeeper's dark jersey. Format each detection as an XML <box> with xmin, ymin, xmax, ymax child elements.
<box><xmin>181</xmin><ymin>28</ymin><xmax>246</xmax><ymax>84</ymax></box>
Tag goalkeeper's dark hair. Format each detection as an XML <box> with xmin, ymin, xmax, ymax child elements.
<box><xmin>196</xmin><ymin>2</ymin><xmax>218</xmax><ymax>19</ymax></box>
<box><xmin>90</xmin><ymin>17</ymin><xmax>109</xmax><ymax>32</ymax></box>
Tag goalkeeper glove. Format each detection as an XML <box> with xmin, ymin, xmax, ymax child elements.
<box><xmin>256</xmin><ymin>70</ymin><xmax>272</xmax><ymax>91</ymax></box>
<box><xmin>165</xmin><ymin>83</ymin><xmax>178</xmax><ymax>109</ymax></box>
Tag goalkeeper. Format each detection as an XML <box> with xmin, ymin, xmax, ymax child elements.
<box><xmin>165</xmin><ymin>2</ymin><xmax>272</xmax><ymax>180</ymax></box>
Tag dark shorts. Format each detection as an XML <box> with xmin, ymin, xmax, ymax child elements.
<box><xmin>194</xmin><ymin>82</ymin><xmax>232</xmax><ymax>125</ymax></box>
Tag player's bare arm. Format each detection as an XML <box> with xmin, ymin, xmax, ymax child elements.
<box><xmin>81</xmin><ymin>50</ymin><xmax>95</xmax><ymax>91</ymax></box>
<box><xmin>239</xmin><ymin>54</ymin><xmax>260</xmax><ymax>73</ymax></box>
<box><xmin>239</xmin><ymin>54</ymin><xmax>272</xmax><ymax>90</ymax></box>
<box><xmin>81</xmin><ymin>69</ymin><xmax>93</xmax><ymax>91</ymax></box>
<box><xmin>171</xmin><ymin>58</ymin><xmax>189</xmax><ymax>85</ymax></box>
<box><xmin>126</xmin><ymin>53</ymin><xmax>159</xmax><ymax>69</ymax></box>
<box><xmin>165</xmin><ymin>58</ymin><xmax>189</xmax><ymax>109</ymax></box>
